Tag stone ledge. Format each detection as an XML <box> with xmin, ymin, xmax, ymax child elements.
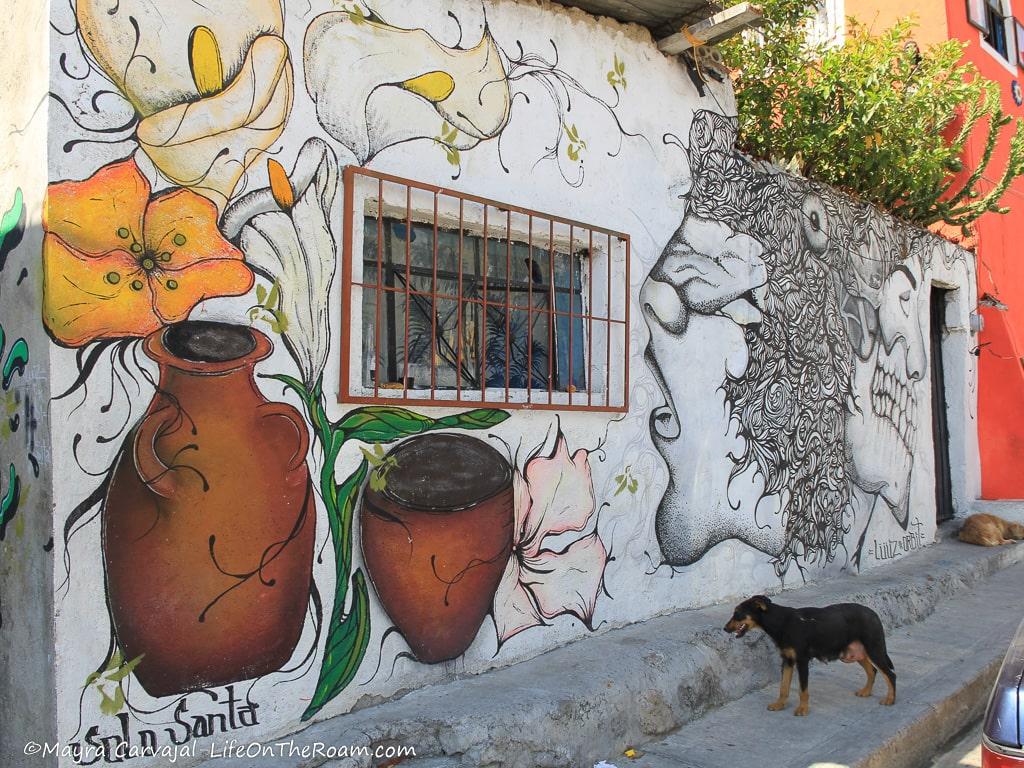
<box><xmin>192</xmin><ymin>534</ymin><xmax>1024</xmax><ymax>768</ymax></box>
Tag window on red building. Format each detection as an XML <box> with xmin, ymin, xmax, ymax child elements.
<box><xmin>970</xmin><ymin>0</ymin><xmax>1017</xmax><ymax>62</ymax></box>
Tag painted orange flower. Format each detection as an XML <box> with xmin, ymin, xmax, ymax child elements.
<box><xmin>43</xmin><ymin>158</ymin><xmax>253</xmax><ymax>347</ymax></box>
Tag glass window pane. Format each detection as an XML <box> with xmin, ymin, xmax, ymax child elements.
<box><xmin>356</xmin><ymin>194</ymin><xmax>601</xmax><ymax>403</ymax></box>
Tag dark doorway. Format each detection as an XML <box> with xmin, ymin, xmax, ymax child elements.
<box><xmin>930</xmin><ymin>287</ymin><xmax>954</xmax><ymax>523</ymax></box>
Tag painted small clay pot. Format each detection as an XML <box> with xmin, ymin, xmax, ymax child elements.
<box><xmin>360</xmin><ymin>434</ymin><xmax>514</xmax><ymax>663</ymax></box>
<box><xmin>103</xmin><ymin>321</ymin><xmax>315</xmax><ymax>697</ymax></box>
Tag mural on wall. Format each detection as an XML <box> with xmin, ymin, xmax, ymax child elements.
<box><xmin>492</xmin><ymin>427</ymin><xmax>608</xmax><ymax>645</ymax></box>
<box><xmin>643</xmin><ymin>110</ymin><xmax>951</xmax><ymax>574</ymax></box>
<box><xmin>1</xmin><ymin>187</ymin><xmax>35</xmax><ymax>630</ymax></box>
<box><xmin>302</xmin><ymin>2</ymin><xmax>642</xmax><ymax>184</ymax></box>
<box><xmin>74</xmin><ymin>0</ymin><xmax>293</xmax><ymax>211</ymax></box>
<box><xmin>43</xmin><ymin>0</ymin><xmax>618</xmax><ymax>750</ymax></box>
<box><xmin>35</xmin><ymin>0</ymin><xmax>971</xmax><ymax>761</ymax></box>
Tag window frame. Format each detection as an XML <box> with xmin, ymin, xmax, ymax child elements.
<box><xmin>976</xmin><ymin>0</ymin><xmax>1019</xmax><ymax>70</ymax></box>
<box><xmin>338</xmin><ymin>166</ymin><xmax>631</xmax><ymax>414</ymax></box>
<box><xmin>1016</xmin><ymin>19</ymin><xmax>1024</xmax><ymax>68</ymax></box>
<box><xmin>968</xmin><ymin>0</ymin><xmax>991</xmax><ymax>31</ymax></box>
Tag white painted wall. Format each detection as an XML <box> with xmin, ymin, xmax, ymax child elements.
<box><xmin>0</xmin><ymin>0</ymin><xmax>55</xmax><ymax>766</ymax></box>
<box><xmin>0</xmin><ymin>0</ymin><xmax>980</xmax><ymax>765</ymax></box>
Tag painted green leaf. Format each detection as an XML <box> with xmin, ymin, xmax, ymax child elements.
<box><xmin>2</xmin><ymin>338</ymin><xmax>28</xmax><ymax>389</ymax></box>
<box><xmin>338</xmin><ymin>406</ymin><xmax>509</xmax><ymax>443</ymax></box>
<box><xmin>99</xmin><ymin>686</ymin><xmax>125</xmax><ymax>716</ymax></box>
<box><xmin>256</xmin><ymin>283</ymin><xmax>267</xmax><ymax>305</ymax></box>
<box><xmin>104</xmin><ymin>654</ymin><xmax>145</xmax><ymax>682</ymax></box>
<box><xmin>347</xmin><ymin>5</ymin><xmax>367</xmax><ymax>24</ymax></box>
<box><xmin>301</xmin><ymin>569</ymin><xmax>372</xmax><ymax>721</ymax></box>
<box><xmin>359</xmin><ymin>446</ymin><xmax>383</xmax><ymax>467</ymax></box>
<box><xmin>368</xmin><ymin>470</ymin><xmax>387</xmax><ymax>492</ymax></box>
<box><xmin>266</xmin><ymin>281</ymin><xmax>280</xmax><ymax>309</ymax></box>
<box><xmin>568</xmin><ymin>144</ymin><xmax>580</xmax><ymax>162</ymax></box>
<box><xmin>1</xmin><ymin>464</ymin><xmax>21</xmax><ymax>533</ymax></box>
<box><xmin>0</xmin><ymin>188</ymin><xmax>25</xmax><ymax>262</ymax></box>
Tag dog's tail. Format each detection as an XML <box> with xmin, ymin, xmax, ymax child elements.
<box><xmin>879</xmin><ymin>652</ymin><xmax>896</xmax><ymax>681</ymax></box>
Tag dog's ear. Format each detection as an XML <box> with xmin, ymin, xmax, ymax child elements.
<box><xmin>750</xmin><ymin>595</ymin><xmax>771</xmax><ymax>612</ymax></box>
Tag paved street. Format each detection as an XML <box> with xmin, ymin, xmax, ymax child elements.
<box><xmin>593</xmin><ymin>560</ymin><xmax>1023</xmax><ymax>768</ymax></box>
<box><xmin>928</xmin><ymin>721</ymin><xmax>983</xmax><ymax>768</ymax></box>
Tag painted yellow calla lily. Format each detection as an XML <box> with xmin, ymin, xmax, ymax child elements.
<box><xmin>304</xmin><ymin>12</ymin><xmax>511</xmax><ymax>162</ymax></box>
<box><xmin>77</xmin><ymin>0</ymin><xmax>293</xmax><ymax>210</ymax></box>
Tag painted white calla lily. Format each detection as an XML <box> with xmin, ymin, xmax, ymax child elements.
<box><xmin>303</xmin><ymin>11</ymin><xmax>511</xmax><ymax>162</ymax></box>
<box><xmin>492</xmin><ymin>432</ymin><xmax>608</xmax><ymax>645</ymax></box>
<box><xmin>222</xmin><ymin>138</ymin><xmax>338</xmax><ymax>388</ymax></box>
<box><xmin>77</xmin><ymin>0</ymin><xmax>293</xmax><ymax>210</ymax></box>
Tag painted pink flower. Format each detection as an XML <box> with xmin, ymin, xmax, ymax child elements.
<box><xmin>492</xmin><ymin>433</ymin><xmax>608</xmax><ymax>645</ymax></box>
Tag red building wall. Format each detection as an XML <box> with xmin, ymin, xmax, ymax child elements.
<box><xmin>944</xmin><ymin>0</ymin><xmax>1024</xmax><ymax>498</ymax></box>
<box><xmin>846</xmin><ymin>0</ymin><xmax>1024</xmax><ymax>497</ymax></box>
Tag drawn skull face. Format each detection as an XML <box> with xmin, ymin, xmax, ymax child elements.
<box><xmin>843</xmin><ymin>226</ymin><xmax>926</xmax><ymax>524</ymax></box>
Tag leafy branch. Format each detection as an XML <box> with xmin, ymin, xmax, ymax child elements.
<box><xmin>249</xmin><ymin>280</ymin><xmax>289</xmax><ymax>335</ymax></box>
<box><xmin>720</xmin><ymin>2</ymin><xmax>1024</xmax><ymax>229</ymax></box>
<box><xmin>564</xmin><ymin>123</ymin><xmax>588</xmax><ymax>162</ymax></box>
<box><xmin>435</xmin><ymin>121</ymin><xmax>461</xmax><ymax>167</ymax></box>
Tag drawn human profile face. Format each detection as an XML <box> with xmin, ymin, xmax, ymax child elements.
<box><xmin>642</xmin><ymin>213</ymin><xmax>784</xmax><ymax>566</ymax></box>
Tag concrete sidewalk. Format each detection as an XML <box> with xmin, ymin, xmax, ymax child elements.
<box><xmin>196</xmin><ymin>517</ymin><xmax>1024</xmax><ymax>768</ymax></box>
<box><xmin>602</xmin><ymin>554</ymin><xmax>1024</xmax><ymax>768</ymax></box>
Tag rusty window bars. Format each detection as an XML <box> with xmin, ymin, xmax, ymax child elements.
<box><xmin>340</xmin><ymin>167</ymin><xmax>630</xmax><ymax>413</ymax></box>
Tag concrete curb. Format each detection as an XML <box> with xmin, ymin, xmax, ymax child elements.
<box><xmin>856</xmin><ymin>656</ymin><xmax>1000</xmax><ymax>768</ymax></box>
<box><xmin>196</xmin><ymin>532</ymin><xmax>1024</xmax><ymax>768</ymax></box>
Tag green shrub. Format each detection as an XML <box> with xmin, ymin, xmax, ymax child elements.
<box><xmin>719</xmin><ymin>0</ymin><xmax>1024</xmax><ymax>229</ymax></box>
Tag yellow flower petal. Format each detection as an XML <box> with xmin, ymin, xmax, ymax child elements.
<box><xmin>44</xmin><ymin>158</ymin><xmax>149</xmax><ymax>258</ymax></box>
<box><xmin>401</xmin><ymin>71</ymin><xmax>455</xmax><ymax>102</ymax></box>
<box><xmin>267</xmin><ymin>158</ymin><xmax>295</xmax><ymax>210</ymax></box>
<box><xmin>142</xmin><ymin>188</ymin><xmax>244</xmax><ymax>270</ymax></box>
<box><xmin>43</xmin><ymin>234</ymin><xmax>160</xmax><ymax>346</ymax></box>
<box><xmin>189</xmin><ymin>26</ymin><xmax>224</xmax><ymax>98</ymax></box>
<box><xmin>151</xmin><ymin>259</ymin><xmax>254</xmax><ymax>325</ymax></box>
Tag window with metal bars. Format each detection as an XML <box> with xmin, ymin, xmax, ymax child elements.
<box><xmin>339</xmin><ymin>167</ymin><xmax>630</xmax><ymax>412</ymax></box>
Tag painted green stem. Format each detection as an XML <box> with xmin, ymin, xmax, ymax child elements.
<box><xmin>264</xmin><ymin>374</ymin><xmax>509</xmax><ymax>721</ymax></box>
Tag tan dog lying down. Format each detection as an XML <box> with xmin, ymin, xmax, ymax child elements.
<box><xmin>958</xmin><ymin>513</ymin><xmax>1024</xmax><ymax>547</ymax></box>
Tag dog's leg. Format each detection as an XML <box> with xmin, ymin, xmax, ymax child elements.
<box><xmin>794</xmin><ymin>659</ymin><xmax>810</xmax><ymax>716</ymax></box>
<box><xmin>855</xmin><ymin>658</ymin><xmax>876</xmax><ymax>697</ymax></box>
<box><xmin>866</xmin><ymin>653</ymin><xmax>896</xmax><ymax>706</ymax></box>
<box><xmin>768</xmin><ymin>661</ymin><xmax>794</xmax><ymax>711</ymax></box>
<box><xmin>877</xmin><ymin>666</ymin><xmax>896</xmax><ymax>705</ymax></box>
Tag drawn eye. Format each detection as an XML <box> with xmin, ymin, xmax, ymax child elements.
<box><xmin>801</xmin><ymin>194</ymin><xmax>828</xmax><ymax>254</ymax></box>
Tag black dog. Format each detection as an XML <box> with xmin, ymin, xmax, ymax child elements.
<box><xmin>724</xmin><ymin>595</ymin><xmax>896</xmax><ymax>716</ymax></box>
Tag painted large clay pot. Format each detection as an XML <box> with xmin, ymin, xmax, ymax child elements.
<box><xmin>103</xmin><ymin>321</ymin><xmax>315</xmax><ymax>697</ymax></box>
<box><xmin>360</xmin><ymin>434</ymin><xmax>514</xmax><ymax>663</ymax></box>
